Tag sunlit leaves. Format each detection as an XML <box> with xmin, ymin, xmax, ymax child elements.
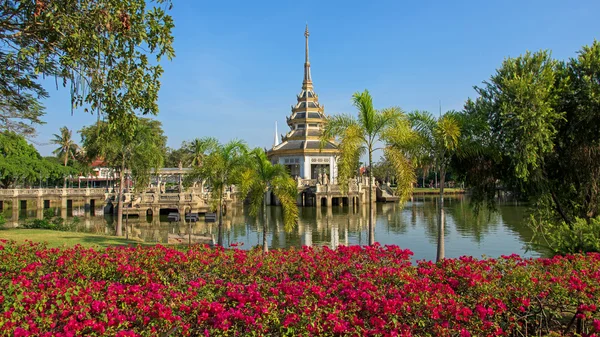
<box><xmin>323</xmin><ymin>90</ymin><xmax>415</xmax><ymax>196</ymax></box>
<box><xmin>239</xmin><ymin>149</ymin><xmax>299</xmax><ymax>235</ymax></box>
<box><xmin>476</xmin><ymin>50</ymin><xmax>561</xmax><ymax>181</ymax></box>
<box><xmin>0</xmin><ymin>131</ymin><xmax>72</xmax><ymax>188</ymax></box>
<box><xmin>0</xmin><ymin>0</ymin><xmax>175</xmax><ymax>135</ymax></box>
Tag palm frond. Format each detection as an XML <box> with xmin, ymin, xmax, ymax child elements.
<box><xmin>373</xmin><ymin>106</ymin><xmax>404</xmax><ymax>137</ymax></box>
<box><xmin>336</xmin><ymin>123</ymin><xmax>366</xmax><ymax>193</ymax></box>
<box><xmin>320</xmin><ymin>114</ymin><xmax>361</xmax><ymax>148</ymax></box>
<box><xmin>271</xmin><ymin>174</ymin><xmax>299</xmax><ymax>232</ymax></box>
<box><xmin>352</xmin><ymin>90</ymin><xmax>376</xmax><ymax>134</ymax></box>
<box><xmin>436</xmin><ymin>114</ymin><xmax>461</xmax><ymax>151</ymax></box>
<box><xmin>408</xmin><ymin>110</ymin><xmax>436</xmax><ymax>143</ymax></box>
<box><xmin>385</xmin><ymin>146</ymin><xmax>416</xmax><ymax>203</ymax></box>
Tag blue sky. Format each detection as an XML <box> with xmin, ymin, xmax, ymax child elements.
<box><xmin>35</xmin><ymin>0</ymin><xmax>600</xmax><ymax>156</ymax></box>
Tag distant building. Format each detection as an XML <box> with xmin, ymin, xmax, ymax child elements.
<box><xmin>267</xmin><ymin>25</ymin><xmax>339</xmax><ymax>182</ymax></box>
<box><xmin>75</xmin><ymin>159</ymin><xmax>116</xmax><ymax>188</ymax></box>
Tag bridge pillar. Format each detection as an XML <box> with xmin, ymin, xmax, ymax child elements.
<box><xmin>151</xmin><ymin>206</ymin><xmax>160</xmax><ymax>218</ymax></box>
<box><xmin>12</xmin><ymin>202</ymin><xmax>19</xmax><ymax>223</ymax></box>
<box><xmin>36</xmin><ymin>208</ymin><xmax>44</xmax><ymax>220</ymax></box>
<box><xmin>36</xmin><ymin>197</ymin><xmax>43</xmax><ymax>209</ymax></box>
<box><xmin>326</xmin><ymin>196</ymin><xmax>332</xmax><ymax>208</ymax></box>
<box><xmin>90</xmin><ymin>199</ymin><xmax>96</xmax><ymax>216</ymax></box>
<box><xmin>84</xmin><ymin>197</ymin><xmax>92</xmax><ymax>212</ymax></box>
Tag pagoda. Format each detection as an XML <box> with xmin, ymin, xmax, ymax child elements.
<box><xmin>267</xmin><ymin>25</ymin><xmax>339</xmax><ymax>182</ymax></box>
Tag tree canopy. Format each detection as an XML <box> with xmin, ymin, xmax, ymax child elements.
<box><xmin>459</xmin><ymin>41</ymin><xmax>600</xmax><ymax>254</ymax></box>
<box><xmin>238</xmin><ymin>149</ymin><xmax>298</xmax><ymax>252</ymax></box>
<box><xmin>185</xmin><ymin>139</ymin><xmax>247</xmax><ymax>246</ymax></box>
<box><xmin>322</xmin><ymin>89</ymin><xmax>416</xmax><ymax>245</ymax></box>
<box><xmin>0</xmin><ymin>0</ymin><xmax>175</xmax><ymax>136</ymax></box>
<box><xmin>80</xmin><ymin>117</ymin><xmax>166</xmax><ymax>235</ymax></box>
<box><xmin>0</xmin><ymin>131</ymin><xmax>71</xmax><ymax>188</ymax></box>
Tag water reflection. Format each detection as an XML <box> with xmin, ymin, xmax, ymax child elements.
<box><xmin>1</xmin><ymin>196</ymin><xmax>540</xmax><ymax>261</ymax></box>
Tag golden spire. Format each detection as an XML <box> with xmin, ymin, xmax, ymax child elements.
<box><xmin>303</xmin><ymin>24</ymin><xmax>312</xmax><ymax>87</ymax></box>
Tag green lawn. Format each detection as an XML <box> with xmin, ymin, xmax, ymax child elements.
<box><xmin>0</xmin><ymin>229</ymin><xmax>148</xmax><ymax>248</ymax></box>
<box><xmin>412</xmin><ymin>187</ymin><xmax>465</xmax><ymax>194</ymax></box>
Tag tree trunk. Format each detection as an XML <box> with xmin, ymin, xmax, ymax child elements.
<box><xmin>436</xmin><ymin>167</ymin><xmax>446</xmax><ymax>262</ymax></box>
<box><xmin>368</xmin><ymin>150</ymin><xmax>375</xmax><ymax>245</ymax></box>
<box><xmin>217</xmin><ymin>190</ymin><xmax>223</xmax><ymax>246</ymax></box>
<box><xmin>116</xmin><ymin>158</ymin><xmax>125</xmax><ymax>237</ymax></box>
<box><xmin>262</xmin><ymin>198</ymin><xmax>268</xmax><ymax>253</ymax></box>
<box><xmin>63</xmin><ymin>154</ymin><xmax>68</xmax><ymax>189</ymax></box>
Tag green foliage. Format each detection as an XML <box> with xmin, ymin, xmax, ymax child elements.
<box><xmin>322</xmin><ymin>89</ymin><xmax>415</xmax><ymax>246</ymax></box>
<box><xmin>22</xmin><ymin>214</ymin><xmax>80</xmax><ymax>232</ymax></box>
<box><xmin>0</xmin><ymin>214</ymin><xmax>5</xmax><ymax>228</ymax></box>
<box><xmin>460</xmin><ymin>41</ymin><xmax>600</xmax><ymax>254</ymax></box>
<box><xmin>0</xmin><ymin>131</ymin><xmax>73</xmax><ymax>188</ymax></box>
<box><xmin>408</xmin><ymin>110</ymin><xmax>461</xmax><ymax>176</ymax></box>
<box><xmin>529</xmin><ymin>216</ymin><xmax>600</xmax><ymax>255</ymax></box>
<box><xmin>238</xmin><ymin>149</ymin><xmax>299</xmax><ymax>232</ymax></box>
<box><xmin>184</xmin><ymin>137</ymin><xmax>219</xmax><ymax>167</ymax></box>
<box><xmin>322</xmin><ymin>90</ymin><xmax>415</xmax><ymax>198</ymax></box>
<box><xmin>51</xmin><ymin>127</ymin><xmax>80</xmax><ymax>167</ymax></box>
<box><xmin>80</xmin><ymin>117</ymin><xmax>165</xmax><ymax>236</ymax></box>
<box><xmin>476</xmin><ymin>50</ymin><xmax>561</xmax><ymax>182</ymax></box>
<box><xmin>80</xmin><ymin>118</ymin><xmax>166</xmax><ymax>189</ymax></box>
<box><xmin>185</xmin><ymin>139</ymin><xmax>247</xmax><ymax>246</ymax></box>
<box><xmin>163</xmin><ymin>146</ymin><xmax>188</xmax><ymax>168</ymax></box>
<box><xmin>0</xmin><ymin>0</ymin><xmax>175</xmax><ymax>135</ymax></box>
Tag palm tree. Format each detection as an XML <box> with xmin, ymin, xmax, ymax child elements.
<box><xmin>239</xmin><ymin>149</ymin><xmax>299</xmax><ymax>253</ymax></box>
<box><xmin>322</xmin><ymin>90</ymin><xmax>416</xmax><ymax>245</ymax></box>
<box><xmin>190</xmin><ymin>140</ymin><xmax>247</xmax><ymax>246</ymax></box>
<box><xmin>185</xmin><ymin>137</ymin><xmax>219</xmax><ymax>167</ymax></box>
<box><xmin>409</xmin><ymin>110</ymin><xmax>460</xmax><ymax>261</ymax></box>
<box><xmin>51</xmin><ymin>126</ymin><xmax>79</xmax><ymax>188</ymax></box>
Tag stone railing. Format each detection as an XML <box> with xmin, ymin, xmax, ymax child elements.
<box><xmin>159</xmin><ymin>195</ymin><xmax>180</xmax><ymax>202</ymax></box>
<box><xmin>0</xmin><ymin>188</ymin><xmax>107</xmax><ymax>198</ymax></box>
<box><xmin>328</xmin><ymin>185</ymin><xmax>341</xmax><ymax>193</ymax></box>
<box><xmin>313</xmin><ymin>182</ymin><xmax>361</xmax><ymax>194</ymax></box>
<box><xmin>299</xmin><ymin>179</ymin><xmax>317</xmax><ymax>187</ymax></box>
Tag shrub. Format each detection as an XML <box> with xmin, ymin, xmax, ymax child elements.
<box><xmin>21</xmin><ymin>215</ymin><xmax>80</xmax><ymax>231</ymax></box>
<box><xmin>530</xmin><ymin>216</ymin><xmax>600</xmax><ymax>254</ymax></box>
<box><xmin>0</xmin><ymin>242</ymin><xmax>599</xmax><ymax>336</ymax></box>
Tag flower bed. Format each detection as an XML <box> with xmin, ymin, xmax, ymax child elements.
<box><xmin>1</xmin><ymin>240</ymin><xmax>599</xmax><ymax>336</ymax></box>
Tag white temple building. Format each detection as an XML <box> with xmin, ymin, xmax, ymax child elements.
<box><xmin>267</xmin><ymin>25</ymin><xmax>339</xmax><ymax>183</ymax></box>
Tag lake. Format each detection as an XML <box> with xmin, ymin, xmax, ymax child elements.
<box><xmin>1</xmin><ymin>195</ymin><xmax>539</xmax><ymax>261</ymax></box>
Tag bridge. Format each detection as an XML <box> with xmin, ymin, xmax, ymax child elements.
<box><xmin>0</xmin><ymin>187</ymin><xmax>239</xmax><ymax>221</ymax></box>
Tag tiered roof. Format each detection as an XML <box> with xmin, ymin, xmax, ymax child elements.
<box><xmin>268</xmin><ymin>26</ymin><xmax>338</xmax><ymax>156</ymax></box>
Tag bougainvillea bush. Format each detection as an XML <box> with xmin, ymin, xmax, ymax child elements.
<box><xmin>1</xmin><ymin>240</ymin><xmax>599</xmax><ymax>336</ymax></box>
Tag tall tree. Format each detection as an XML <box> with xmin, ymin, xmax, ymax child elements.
<box><xmin>187</xmin><ymin>140</ymin><xmax>247</xmax><ymax>246</ymax></box>
<box><xmin>0</xmin><ymin>131</ymin><xmax>70</xmax><ymax>188</ymax></box>
<box><xmin>238</xmin><ymin>149</ymin><xmax>299</xmax><ymax>253</ymax></box>
<box><xmin>185</xmin><ymin>137</ymin><xmax>219</xmax><ymax>167</ymax></box>
<box><xmin>0</xmin><ymin>0</ymin><xmax>175</xmax><ymax>135</ymax></box>
<box><xmin>80</xmin><ymin>118</ymin><xmax>166</xmax><ymax>236</ymax></box>
<box><xmin>460</xmin><ymin>43</ymin><xmax>600</xmax><ymax>254</ymax></box>
<box><xmin>51</xmin><ymin>126</ymin><xmax>79</xmax><ymax>187</ymax></box>
<box><xmin>408</xmin><ymin>111</ymin><xmax>461</xmax><ymax>261</ymax></box>
<box><xmin>322</xmin><ymin>90</ymin><xmax>415</xmax><ymax>245</ymax></box>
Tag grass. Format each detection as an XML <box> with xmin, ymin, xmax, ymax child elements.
<box><xmin>0</xmin><ymin>229</ymin><xmax>149</xmax><ymax>248</ymax></box>
<box><xmin>412</xmin><ymin>187</ymin><xmax>465</xmax><ymax>194</ymax></box>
